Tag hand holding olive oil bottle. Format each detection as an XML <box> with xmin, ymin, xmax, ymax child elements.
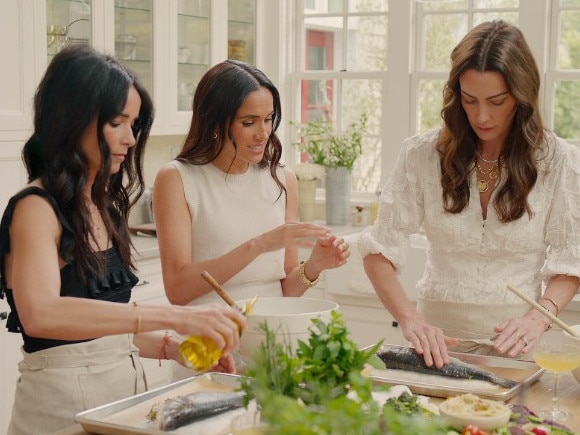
<box><xmin>179</xmin><ymin>272</ymin><xmax>257</xmax><ymax>371</ymax></box>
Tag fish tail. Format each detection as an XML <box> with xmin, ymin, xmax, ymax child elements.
<box><xmin>442</xmin><ymin>358</ymin><xmax>517</xmax><ymax>389</ymax></box>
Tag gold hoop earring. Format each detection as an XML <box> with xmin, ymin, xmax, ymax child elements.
<box><xmin>213</xmin><ymin>132</ymin><xmax>218</xmax><ymax>140</ymax></box>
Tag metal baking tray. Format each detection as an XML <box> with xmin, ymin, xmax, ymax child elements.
<box><xmin>74</xmin><ymin>372</ymin><xmax>252</xmax><ymax>435</ymax></box>
<box><xmin>368</xmin><ymin>345</ymin><xmax>544</xmax><ymax>400</ymax></box>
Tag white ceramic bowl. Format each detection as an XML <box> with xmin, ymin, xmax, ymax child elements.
<box><xmin>567</xmin><ymin>324</ymin><xmax>580</xmax><ymax>384</ymax></box>
<box><xmin>439</xmin><ymin>394</ymin><xmax>511</xmax><ymax>431</ymax></box>
<box><xmin>237</xmin><ymin>297</ymin><xmax>339</xmax><ymax>363</ymax></box>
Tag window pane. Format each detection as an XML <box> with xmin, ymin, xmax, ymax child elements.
<box><xmin>299</xmin><ymin>79</ymin><xmax>334</xmax><ymax>123</ymax></box>
<box><xmin>349</xmin><ymin>0</ymin><xmax>388</xmax><ymax>13</ymax></box>
<box><xmin>559</xmin><ymin>10</ymin><xmax>580</xmax><ymax>69</ymax></box>
<box><xmin>347</xmin><ymin>15</ymin><xmax>388</xmax><ymax>71</ymax></box>
<box><xmin>473</xmin><ymin>11</ymin><xmax>518</xmax><ymax>25</ymax></box>
<box><xmin>342</xmin><ymin>79</ymin><xmax>382</xmax><ymax>192</ymax></box>
<box><xmin>423</xmin><ymin>14</ymin><xmax>467</xmax><ymax>71</ymax></box>
<box><xmin>304</xmin><ymin>0</ymin><xmax>343</xmax><ymax>14</ymax></box>
<box><xmin>418</xmin><ymin>79</ymin><xmax>445</xmax><ymax>133</ymax></box>
<box><xmin>554</xmin><ymin>80</ymin><xmax>580</xmax><ymax>140</ymax></box>
<box><xmin>305</xmin><ymin>17</ymin><xmax>342</xmax><ymax>70</ymax></box>
<box><xmin>562</xmin><ymin>0</ymin><xmax>580</xmax><ymax>7</ymax></box>
<box><xmin>474</xmin><ymin>0</ymin><xmax>519</xmax><ymax>8</ymax></box>
<box><xmin>420</xmin><ymin>0</ymin><xmax>468</xmax><ymax>12</ymax></box>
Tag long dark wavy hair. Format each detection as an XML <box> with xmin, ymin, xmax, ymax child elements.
<box><xmin>177</xmin><ymin>59</ymin><xmax>286</xmax><ymax>198</ymax></box>
<box><xmin>22</xmin><ymin>44</ymin><xmax>154</xmax><ymax>279</ymax></box>
<box><xmin>437</xmin><ymin>20</ymin><xmax>545</xmax><ymax>222</ymax></box>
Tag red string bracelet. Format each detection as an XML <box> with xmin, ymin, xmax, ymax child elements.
<box><xmin>158</xmin><ymin>331</ymin><xmax>170</xmax><ymax>367</ymax></box>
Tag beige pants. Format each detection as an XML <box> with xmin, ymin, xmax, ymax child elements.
<box><xmin>7</xmin><ymin>334</ymin><xmax>147</xmax><ymax>435</ymax></box>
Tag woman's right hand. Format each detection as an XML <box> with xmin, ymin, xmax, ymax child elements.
<box><xmin>399</xmin><ymin>315</ymin><xmax>458</xmax><ymax>368</ymax></box>
<box><xmin>256</xmin><ymin>222</ymin><xmax>330</xmax><ymax>252</ymax></box>
<box><xmin>175</xmin><ymin>304</ymin><xmax>247</xmax><ymax>352</ymax></box>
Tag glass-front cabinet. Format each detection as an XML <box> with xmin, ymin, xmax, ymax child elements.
<box><xmin>174</xmin><ymin>0</ymin><xmax>256</xmax><ymax>113</ymax></box>
<box><xmin>114</xmin><ymin>0</ymin><xmax>153</xmax><ymax>95</ymax></box>
<box><xmin>43</xmin><ymin>0</ymin><xmax>257</xmax><ymax>134</ymax></box>
<box><xmin>176</xmin><ymin>0</ymin><xmax>210</xmax><ymax>112</ymax></box>
<box><xmin>228</xmin><ymin>0</ymin><xmax>256</xmax><ymax>65</ymax></box>
<box><xmin>46</xmin><ymin>0</ymin><xmax>92</xmax><ymax>59</ymax></box>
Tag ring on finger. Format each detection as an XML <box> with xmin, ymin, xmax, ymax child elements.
<box><xmin>521</xmin><ymin>336</ymin><xmax>529</xmax><ymax>347</ymax></box>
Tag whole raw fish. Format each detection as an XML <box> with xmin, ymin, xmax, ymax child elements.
<box><xmin>376</xmin><ymin>345</ymin><xmax>518</xmax><ymax>389</ymax></box>
<box><xmin>157</xmin><ymin>390</ymin><xmax>246</xmax><ymax>431</ymax></box>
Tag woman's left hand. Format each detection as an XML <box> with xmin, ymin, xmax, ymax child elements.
<box><xmin>492</xmin><ymin>313</ymin><xmax>548</xmax><ymax>357</ymax></box>
<box><xmin>209</xmin><ymin>353</ymin><xmax>237</xmax><ymax>374</ymax></box>
<box><xmin>309</xmin><ymin>235</ymin><xmax>350</xmax><ymax>272</ymax></box>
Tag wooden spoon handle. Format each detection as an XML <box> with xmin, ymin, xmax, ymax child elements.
<box><xmin>201</xmin><ymin>271</ymin><xmax>238</xmax><ymax>308</ymax></box>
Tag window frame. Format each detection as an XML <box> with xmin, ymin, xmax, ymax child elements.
<box><xmin>285</xmin><ymin>0</ymin><xmax>579</xmax><ymax>199</ymax></box>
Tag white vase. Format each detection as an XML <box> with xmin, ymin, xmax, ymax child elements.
<box><xmin>325</xmin><ymin>166</ymin><xmax>351</xmax><ymax>225</ymax></box>
<box><xmin>297</xmin><ymin>178</ymin><xmax>318</xmax><ymax>222</ymax></box>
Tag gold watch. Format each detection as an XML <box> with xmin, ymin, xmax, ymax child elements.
<box><xmin>298</xmin><ymin>261</ymin><xmax>319</xmax><ymax>287</ymax></box>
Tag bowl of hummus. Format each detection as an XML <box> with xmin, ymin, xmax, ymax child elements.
<box><xmin>439</xmin><ymin>393</ymin><xmax>511</xmax><ymax>431</ymax></box>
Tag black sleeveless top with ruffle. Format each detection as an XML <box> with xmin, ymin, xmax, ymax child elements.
<box><xmin>0</xmin><ymin>187</ymin><xmax>139</xmax><ymax>353</ymax></box>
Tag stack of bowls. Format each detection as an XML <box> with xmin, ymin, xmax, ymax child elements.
<box><xmin>236</xmin><ymin>297</ymin><xmax>339</xmax><ymax>364</ymax></box>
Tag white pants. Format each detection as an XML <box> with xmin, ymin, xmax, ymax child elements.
<box><xmin>7</xmin><ymin>334</ymin><xmax>147</xmax><ymax>435</ymax></box>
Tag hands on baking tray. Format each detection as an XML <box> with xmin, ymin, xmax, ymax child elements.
<box><xmin>492</xmin><ymin>312</ymin><xmax>548</xmax><ymax>358</ymax></box>
<box><xmin>399</xmin><ymin>314</ymin><xmax>459</xmax><ymax>369</ymax></box>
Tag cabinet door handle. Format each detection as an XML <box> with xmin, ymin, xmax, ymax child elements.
<box><xmin>135</xmin><ymin>279</ymin><xmax>149</xmax><ymax>287</ymax></box>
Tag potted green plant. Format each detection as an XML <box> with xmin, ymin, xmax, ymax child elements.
<box><xmin>291</xmin><ymin>113</ymin><xmax>368</xmax><ymax>171</ymax></box>
<box><xmin>291</xmin><ymin>113</ymin><xmax>368</xmax><ymax>225</ymax></box>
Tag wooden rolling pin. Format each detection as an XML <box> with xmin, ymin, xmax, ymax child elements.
<box><xmin>506</xmin><ymin>284</ymin><xmax>580</xmax><ymax>338</ymax></box>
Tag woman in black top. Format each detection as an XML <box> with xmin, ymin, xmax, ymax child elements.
<box><xmin>0</xmin><ymin>45</ymin><xmax>245</xmax><ymax>435</ymax></box>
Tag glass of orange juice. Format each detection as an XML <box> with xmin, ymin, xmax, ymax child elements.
<box><xmin>533</xmin><ymin>329</ymin><xmax>580</xmax><ymax>421</ymax></box>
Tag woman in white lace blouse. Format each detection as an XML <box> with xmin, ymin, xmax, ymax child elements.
<box><xmin>360</xmin><ymin>20</ymin><xmax>580</xmax><ymax>368</ymax></box>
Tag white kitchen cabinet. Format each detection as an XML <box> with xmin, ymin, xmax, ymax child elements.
<box><xmin>0</xmin><ymin>0</ymin><xmax>284</xmax><ymax>212</ymax></box>
<box><xmin>0</xmin><ymin>0</ymin><xmax>41</xmax><ymax>212</ymax></box>
<box><xmin>42</xmin><ymin>0</ymin><xmax>258</xmax><ymax>135</ymax></box>
<box><xmin>0</xmin><ymin>0</ymin><xmax>265</xmax><ymax>136</ymax></box>
<box><xmin>0</xmin><ymin>300</ymin><xmax>23</xmax><ymax>435</ymax></box>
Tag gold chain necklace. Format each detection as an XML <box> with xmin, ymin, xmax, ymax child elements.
<box><xmin>476</xmin><ymin>153</ymin><xmax>499</xmax><ymax>164</ymax></box>
<box><xmin>475</xmin><ymin>161</ymin><xmax>500</xmax><ymax>193</ymax></box>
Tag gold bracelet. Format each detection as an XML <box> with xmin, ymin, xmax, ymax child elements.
<box><xmin>134</xmin><ymin>315</ymin><xmax>142</xmax><ymax>335</ymax></box>
<box><xmin>539</xmin><ymin>303</ymin><xmax>553</xmax><ymax>330</ymax></box>
<box><xmin>298</xmin><ymin>261</ymin><xmax>319</xmax><ymax>287</ymax></box>
<box><xmin>133</xmin><ymin>301</ymin><xmax>142</xmax><ymax>335</ymax></box>
<box><xmin>540</xmin><ymin>297</ymin><xmax>560</xmax><ymax>316</ymax></box>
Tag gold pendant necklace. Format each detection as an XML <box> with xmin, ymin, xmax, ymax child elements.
<box><xmin>475</xmin><ymin>161</ymin><xmax>499</xmax><ymax>194</ymax></box>
<box><xmin>477</xmin><ymin>179</ymin><xmax>489</xmax><ymax>193</ymax></box>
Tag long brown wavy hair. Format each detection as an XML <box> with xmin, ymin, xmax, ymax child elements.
<box><xmin>177</xmin><ymin>60</ymin><xmax>286</xmax><ymax>199</ymax></box>
<box><xmin>437</xmin><ymin>20</ymin><xmax>545</xmax><ymax>222</ymax></box>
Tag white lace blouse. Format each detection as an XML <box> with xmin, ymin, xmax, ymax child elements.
<box><xmin>359</xmin><ymin>129</ymin><xmax>580</xmax><ymax>339</ymax></box>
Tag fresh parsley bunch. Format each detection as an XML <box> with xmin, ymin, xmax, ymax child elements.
<box><xmin>240</xmin><ymin>311</ymin><xmax>384</xmax><ymax>434</ymax></box>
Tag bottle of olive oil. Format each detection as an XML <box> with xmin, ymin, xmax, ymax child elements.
<box><xmin>179</xmin><ymin>294</ymin><xmax>257</xmax><ymax>371</ymax></box>
<box><xmin>179</xmin><ymin>336</ymin><xmax>223</xmax><ymax>372</ymax></box>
